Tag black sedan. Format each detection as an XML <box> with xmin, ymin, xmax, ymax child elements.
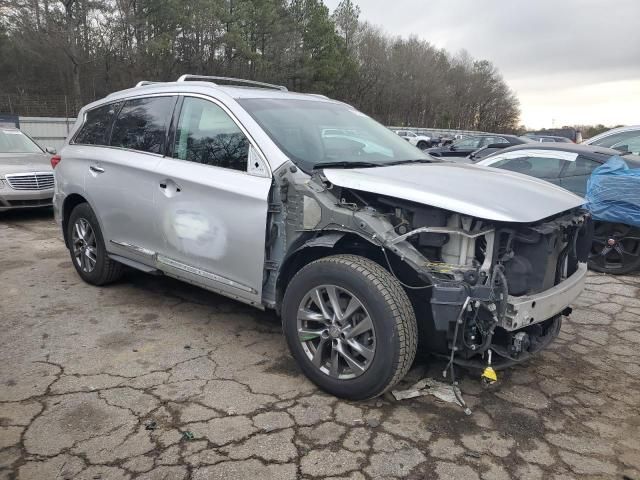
<box><xmin>426</xmin><ymin>134</ymin><xmax>531</xmax><ymax>160</ymax></box>
<box><xmin>478</xmin><ymin>143</ymin><xmax>640</xmax><ymax>274</ymax></box>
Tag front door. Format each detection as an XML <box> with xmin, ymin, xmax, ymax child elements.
<box><xmin>153</xmin><ymin>95</ymin><xmax>271</xmax><ymax>304</ymax></box>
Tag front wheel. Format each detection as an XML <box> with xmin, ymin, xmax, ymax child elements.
<box><xmin>588</xmin><ymin>221</ymin><xmax>640</xmax><ymax>275</ymax></box>
<box><xmin>417</xmin><ymin>140</ymin><xmax>428</xmax><ymax>150</ymax></box>
<box><xmin>282</xmin><ymin>254</ymin><xmax>417</xmax><ymax>400</ymax></box>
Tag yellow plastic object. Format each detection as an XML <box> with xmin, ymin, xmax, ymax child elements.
<box><xmin>481</xmin><ymin>366</ymin><xmax>497</xmax><ymax>383</ymax></box>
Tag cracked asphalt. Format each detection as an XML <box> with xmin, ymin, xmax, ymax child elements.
<box><xmin>1</xmin><ymin>209</ymin><xmax>639</xmax><ymax>480</ymax></box>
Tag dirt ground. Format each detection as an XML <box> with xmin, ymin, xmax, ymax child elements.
<box><xmin>1</xmin><ymin>209</ymin><xmax>639</xmax><ymax>480</ymax></box>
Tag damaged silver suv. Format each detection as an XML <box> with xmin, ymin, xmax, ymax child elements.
<box><xmin>54</xmin><ymin>75</ymin><xmax>592</xmax><ymax>400</ymax></box>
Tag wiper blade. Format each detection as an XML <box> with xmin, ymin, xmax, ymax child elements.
<box><xmin>385</xmin><ymin>158</ymin><xmax>440</xmax><ymax>166</ymax></box>
<box><xmin>313</xmin><ymin>161</ymin><xmax>380</xmax><ymax>169</ymax></box>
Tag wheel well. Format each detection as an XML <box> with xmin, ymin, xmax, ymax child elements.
<box><xmin>275</xmin><ymin>233</ymin><xmax>428</xmax><ymax>312</ymax></box>
<box><xmin>275</xmin><ymin>234</ymin><xmax>383</xmax><ymax>312</ymax></box>
<box><xmin>62</xmin><ymin>194</ymin><xmax>88</xmax><ymax>247</ymax></box>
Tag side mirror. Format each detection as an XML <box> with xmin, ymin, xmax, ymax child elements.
<box><xmin>45</xmin><ymin>147</ymin><xmax>57</xmax><ymax>154</ymax></box>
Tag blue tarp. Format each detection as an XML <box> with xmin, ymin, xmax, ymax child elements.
<box><xmin>585</xmin><ymin>156</ymin><xmax>640</xmax><ymax>228</ymax></box>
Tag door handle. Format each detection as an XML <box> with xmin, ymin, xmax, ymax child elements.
<box><xmin>89</xmin><ymin>165</ymin><xmax>105</xmax><ymax>173</ymax></box>
<box><xmin>159</xmin><ymin>180</ymin><xmax>181</xmax><ymax>193</ymax></box>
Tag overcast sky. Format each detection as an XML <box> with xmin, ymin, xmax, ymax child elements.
<box><xmin>324</xmin><ymin>0</ymin><xmax>640</xmax><ymax>129</ymax></box>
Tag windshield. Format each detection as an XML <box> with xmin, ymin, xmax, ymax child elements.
<box><xmin>0</xmin><ymin>129</ymin><xmax>43</xmax><ymax>154</ymax></box>
<box><xmin>237</xmin><ymin>98</ymin><xmax>427</xmax><ymax>171</ymax></box>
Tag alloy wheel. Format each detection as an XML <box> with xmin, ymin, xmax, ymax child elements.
<box><xmin>589</xmin><ymin>221</ymin><xmax>640</xmax><ymax>272</ymax></box>
<box><xmin>297</xmin><ymin>285</ymin><xmax>376</xmax><ymax>380</ymax></box>
<box><xmin>71</xmin><ymin>218</ymin><xmax>98</xmax><ymax>273</ymax></box>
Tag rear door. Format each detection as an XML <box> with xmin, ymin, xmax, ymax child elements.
<box><xmin>153</xmin><ymin>95</ymin><xmax>271</xmax><ymax>304</ymax></box>
<box><xmin>84</xmin><ymin>95</ymin><xmax>177</xmax><ymax>264</ymax></box>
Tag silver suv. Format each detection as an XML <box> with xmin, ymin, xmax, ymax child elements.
<box><xmin>54</xmin><ymin>75</ymin><xmax>591</xmax><ymax>399</ymax></box>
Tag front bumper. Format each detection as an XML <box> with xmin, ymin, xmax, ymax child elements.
<box><xmin>0</xmin><ymin>188</ymin><xmax>53</xmax><ymax>211</ymax></box>
<box><xmin>501</xmin><ymin>262</ymin><xmax>587</xmax><ymax>331</ymax></box>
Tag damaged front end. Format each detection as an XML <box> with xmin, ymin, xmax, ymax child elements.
<box><xmin>265</xmin><ymin>162</ymin><xmax>592</xmax><ymax>369</ymax></box>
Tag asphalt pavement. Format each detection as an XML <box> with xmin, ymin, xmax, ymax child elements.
<box><xmin>1</xmin><ymin>209</ymin><xmax>639</xmax><ymax>479</ymax></box>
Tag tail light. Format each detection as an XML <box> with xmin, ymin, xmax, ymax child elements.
<box><xmin>51</xmin><ymin>155</ymin><xmax>61</xmax><ymax>169</ymax></box>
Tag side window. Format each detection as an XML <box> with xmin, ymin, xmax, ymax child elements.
<box><xmin>561</xmin><ymin>155</ymin><xmax>600</xmax><ymax>178</ymax></box>
<box><xmin>479</xmin><ymin>136</ymin><xmax>495</xmax><ymax>147</ymax></box>
<box><xmin>611</xmin><ymin>133</ymin><xmax>640</xmax><ymax>155</ymax></box>
<box><xmin>560</xmin><ymin>155</ymin><xmax>599</xmax><ymax>196</ymax></box>
<box><xmin>493</xmin><ymin>156</ymin><xmax>565</xmax><ymax>179</ymax></box>
<box><xmin>74</xmin><ymin>102</ymin><xmax>121</xmax><ymax>146</ymax></box>
<box><xmin>592</xmin><ymin>130</ymin><xmax>640</xmax><ymax>150</ymax></box>
<box><xmin>110</xmin><ymin>96</ymin><xmax>175</xmax><ymax>154</ymax></box>
<box><xmin>173</xmin><ymin>97</ymin><xmax>249</xmax><ymax>172</ymax></box>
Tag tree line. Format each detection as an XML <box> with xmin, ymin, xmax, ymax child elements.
<box><xmin>0</xmin><ymin>0</ymin><xmax>520</xmax><ymax>131</ymax></box>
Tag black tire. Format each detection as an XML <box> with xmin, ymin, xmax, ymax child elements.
<box><xmin>417</xmin><ymin>140</ymin><xmax>428</xmax><ymax>150</ymax></box>
<box><xmin>67</xmin><ymin>203</ymin><xmax>124</xmax><ymax>285</ymax></box>
<box><xmin>588</xmin><ymin>221</ymin><xmax>640</xmax><ymax>275</ymax></box>
<box><xmin>282</xmin><ymin>254</ymin><xmax>417</xmax><ymax>400</ymax></box>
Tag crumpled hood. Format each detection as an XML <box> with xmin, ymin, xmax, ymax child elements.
<box><xmin>0</xmin><ymin>153</ymin><xmax>51</xmax><ymax>176</ymax></box>
<box><xmin>323</xmin><ymin>162</ymin><xmax>584</xmax><ymax>223</ymax></box>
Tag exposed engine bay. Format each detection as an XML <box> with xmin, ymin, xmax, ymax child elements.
<box><xmin>263</xmin><ymin>162</ymin><xmax>592</xmax><ymax>369</ymax></box>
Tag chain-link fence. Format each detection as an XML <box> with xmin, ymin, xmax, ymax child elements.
<box><xmin>0</xmin><ymin>94</ymin><xmax>91</xmax><ymax>118</ymax></box>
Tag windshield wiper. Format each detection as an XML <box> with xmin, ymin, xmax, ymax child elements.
<box><xmin>385</xmin><ymin>158</ymin><xmax>440</xmax><ymax>166</ymax></box>
<box><xmin>313</xmin><ymin>161</ymin><xmax>380</xmax><ymax>169</ymax></box>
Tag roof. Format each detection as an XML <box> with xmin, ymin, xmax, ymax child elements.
<box><xmin>486</xmin><ymin>142</ymin><xmax>640</xmax><ymax>166</ymax></box>
<box><xmin>103</xmin><ymin>81</ymin><xmax>338</xmax><ymax>103</ymax></box>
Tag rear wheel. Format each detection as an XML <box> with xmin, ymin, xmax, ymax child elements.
<box><xmin>282</xmin><ymin>254</ymin><xmax>417</xmax><ymax>400</ymax></box>
<box><xmin>67</xmin><ymin>203</ymin><xmax>124</xmax><ymax>285</ymax></box>
<box><xmin>588</xmin><ymin>221</ymin><xmax>640</xmax><ymax>275</ymax></box>
<box><xmin>417</xmin><ymin>140</ymin><xmax>428</xmax><ymax>150</ymax></box>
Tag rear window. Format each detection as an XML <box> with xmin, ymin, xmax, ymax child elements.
<box><xmin>110</xmin><ymin>97</ymin><xmax>175</xmax><ymax>154</ymax></box>
<box><xmin>74</xmin><ymin>102</ymin><xmax>122</xmax><ymax>146</ymax></box>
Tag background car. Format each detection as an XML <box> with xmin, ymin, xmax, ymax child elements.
<box><xmin>583</xmin><ymin>125</ymin><xmax>640</xmax><ymax>156</ymax></box>
<box><xmin>466</xmin><ymin>134</ymin><xmax>535</xmax><ymax>161</ymax></box>
<box><xmin>393</xmin><ymin>129</ymin><xmax>433</xmax><ymax>149</ymax></box>
<box><xmin>0</xmin><ymin>128</ymin><xmax>55</xmax><ymax>212</ymax></box>
<box><xmin>426</xmin><ymin>134</ymin><xmax>513</xmax><ymax>159</ymax></box>
<box><xmin>478</xmin><ymin>143</ymin><xmax>640</xmax><ymax>275</ymax></box>
<box><xmin>522</xmin><ymin>134</ymin><xmax>573</xmax><ymax>143</ymax></box>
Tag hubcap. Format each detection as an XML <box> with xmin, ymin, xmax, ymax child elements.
<box><xmin>297</xmin><ymin>285</ymin><xmax>376</xmax><ymax>380</ymax></box>
<box><xmin>71</xmin><ymin>218</ymin><xmax>98</xmax><ymax>273</ymax></box>
<box><xmin>589</xmin><ymin>221</ymin><xmax>640</xmax><ymax>271</ymax></box>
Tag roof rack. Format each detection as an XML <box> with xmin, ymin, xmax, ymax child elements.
<box><xmin>176</xmin><ymin>74</ymin><xmax>288</xmax><ymax>91</ymax></box>
<box><xmin>135</xmin><ymin>81</ymin><xmax>163</xmax><ymax>87</ymax></box>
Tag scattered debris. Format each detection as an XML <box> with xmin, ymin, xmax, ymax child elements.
<box><xmin>375</xmin><ymin>399</ymin><xmax>384</xmax><ymax>408</ymax></box>
<box><xmin>366</xmin><ymin>418</ymin><xmax>380</xmax><ymax>428</ymax></box>
<box><xmin>391</xmin><ymin>378</ymin><xmax>465</xmax><ymax>407</ymax></box>
<box><xmin>182</xmin><ymin>431</ymin><xmax>195</xmax><ymax>441</ymax></box>
<box><xmin>144</xmin><ymin>420</ymin><xmax>157</xmax><ymax>431</ymax></box>
<box><xmin>465</xmin><ymin>451</ymin><xmax>481</xmax><ymax>459</ymax></box>
<box><xmin>184</xmin><ymin>345</ymin><xmax>191</xmax><ymax>350</ymax></box>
